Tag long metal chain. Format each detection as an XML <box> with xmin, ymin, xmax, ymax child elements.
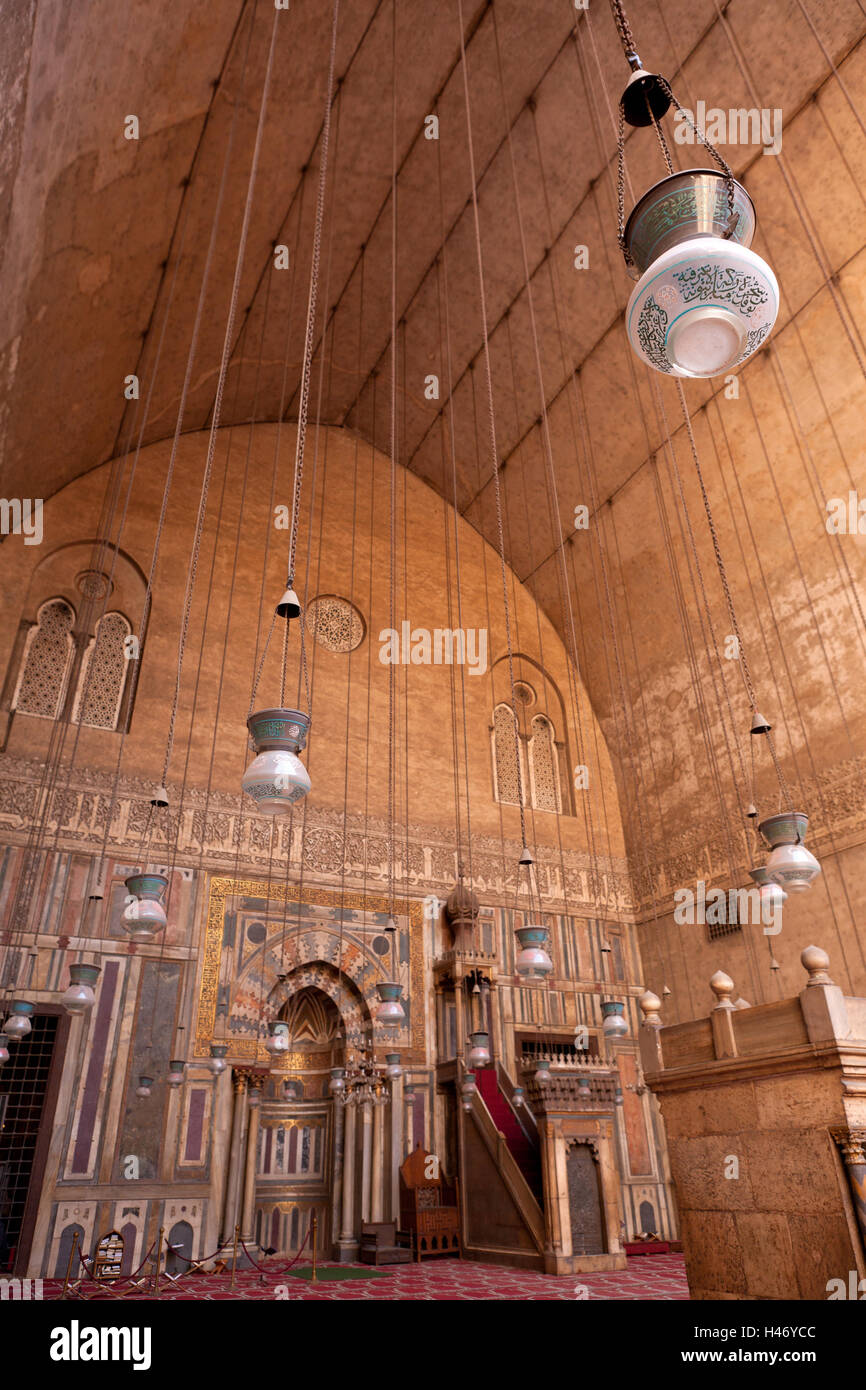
<box><xmin>675</xmin><ymin>381</ymin><xmax>792</xmax><ymax>808</ymax></box>
<box><xmin>456</xmin><ymin>0</ymin><xmax>529</xmax><ymax>855</ymax></box>
<box><xmin>609</xmin><ymin>0</ymin><xmax>637</xmax><ymax>59</ymax></box>
<box><xmin>287</xmin><ymin>0</ymin><xmax>340</xmax><ymax>595</ymax></box>
<box><xmin>163</xmin><ymin>9</ymin><xmax>281</xmax><ymax>785</ymax></box>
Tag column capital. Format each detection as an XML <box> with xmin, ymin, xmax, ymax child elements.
<box><xmin>831</xmin><ymin>1127</ymin><xmax>866</xmax><ymax>1166</ymax></box>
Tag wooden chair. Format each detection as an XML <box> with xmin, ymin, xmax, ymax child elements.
<box><xmin>399</xmin><ymin>1146</ymin><xmax>461</xmax><ymax>1260</ymax></box>
<box><xmin>358</xmin><ymin>1222</ymin><xmax>413</xmax><ymax>1266</ymax></box>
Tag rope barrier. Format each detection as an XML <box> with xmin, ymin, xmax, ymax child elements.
<box><xmin>237</xmin><ymin>1226</ymin><xmax>311</xmax><ymax>1276</ymax></box>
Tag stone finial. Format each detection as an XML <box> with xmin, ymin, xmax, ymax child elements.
<box><xmin>638</xmin><ymin>990</ymin><xmax>662</xmax><ymax>1028</ymax></box>
<box><xmin>801</xmin><ymin>944</ymin><xmax>833</xmax><ymax>986</ymax></box>
<box><xmin>710</xmin><ymin>970</ymin><xmax>735</xmax><ymax>1009</ymax></box>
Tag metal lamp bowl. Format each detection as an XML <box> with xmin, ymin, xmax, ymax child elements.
<box><xmin>624</xmin><ymin>169</ymin><xmax>756</xmax><ymax>275</ymax></box>
<box><xmin>124</xmin><ymin>873</ymin><xmax>168</xmax><ymax>900</ymax></box>
<box><xmin>758</xmin><ymin>811</ymin><xmax>809</xmax><ymax>848</ymax></box>
<box><xmin>247</xmin><ymin>708</ymin><xmax>310</xmax><ymax>753</ymax></box>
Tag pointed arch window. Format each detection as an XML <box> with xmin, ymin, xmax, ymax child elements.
<box><xmin>529</xmin><ymin>714</ymin><xmax>561</xmax><ymax>812</ymax></box>
<box><xmin>12</xmin><ymin>598</ymin><xmax>75</xmax><ymax>719</ymax></box>
<box><xmin>492</xmin><ymin>703</ymin><xmax>525</xmax><ymax>806</ymax></box>
<box><xmin>73</xmin><ymin>611</ymin><xmax>132</xmax><ymax>730</ymax></box>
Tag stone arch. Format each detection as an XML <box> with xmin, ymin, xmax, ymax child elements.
<box><xmin>267</xmin><ymin>963</ymin><xmax>371</xmax><ymax>1048</ymax></box>
<box><xmin>230</xmin><ymin>922</ymin><xmax>397</xmax><ymax>1047</ymax></box>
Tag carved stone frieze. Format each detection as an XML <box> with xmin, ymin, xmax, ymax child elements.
<box><xmin>0</xmin><ymin>755</ymin><xmax>634</xmax><ymax>915</ymax></box>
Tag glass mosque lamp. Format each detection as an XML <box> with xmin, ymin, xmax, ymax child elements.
<box><xmin>601</xmin><ymin>1000</ymin><xmax>629</xmax><ymax>1040</ymax></box>
<box><xmin>758</xmin><ymin>812</ymin><xmax>821</xmax><ymax>893</ymax></box>
<box><xmin>61</xmin><ymin>963</ymin><xmax>101</xmax><ymax>1015</ymax></box>
<box><xmin>512</xmin><ymin>1086</ymin><xmax>525</xmax><ymax>1108</ymax></box>
<box><xmin>122</xmin><ymin>873</ymin><xmax>168</xmax><ymax>941</ymax></box>
<box><xmin>265</xmin><ymin>1021</ymin><xmax>290</xmax><ymax>1056</ymax></box>
<box><xmin>616</xmin><ymin>52</ymin><xmax>778</xmax><ymax>378</ymax></box>
<box><xmin>514</xmin><ymin>924</ymin><xmax>554</xmax><ymax>979</ymax></box>
<box><xmin>624</xmin><ymin>171</ymin><xmax>778</xmax><ymax>378</ymax></box>
<box><xmin>329</xmin><ymin>1066</ymin><xmax>346</xmax><ymax>1095</ymax></box>
<box><xmin>2</xmin><ymin>1000</ymin><xmax>34</xmax><ymax>1040</ymax></box>
<box><xmin>467</xmin><ymin>1031</ymin><xmax>491</xmax><ymax>1068</ymax></box>
<box><xmin>166</xmin><ymin>1059</ymin><xmax>186</xmax><ymax>1089</ymax></box>
<box><xmin>748</xmin><ymin>865</ymin><xmax>788</xmax><ymax>919</ymax></box>
<box><xmin>209</xmin><ymin>1044</ymin><xmax>228</xmax><ymax>1076</ymax></box>
<box><xmin>136</xmin><ymin>1075</ymin><xmax>153</xmax><ymax>1098</ymax></box>
<box><xmin>242</xmin><ymin>709</ymin><xmax>311</xmax><ymax>815</ymax></box>
<box><xmin>461</xmin><ymin>1076</ymin><xmax>477</xmax><ymax>1112</ymax></box>
<box><xmin>374</xmin><ymin>982</ymin><xmax>405</xmax><ymax>1029</ymax></box>
<box><xmin>534</xmin><ymin>1059</ymin><xmax>551</xmax><ymax>1086</ymax></box>
<box><xmin>384</xmin><ymin>1053</ymin><xmax>402</xmax><ymax>1080</ymax></box>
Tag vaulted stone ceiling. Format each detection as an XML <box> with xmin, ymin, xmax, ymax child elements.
<box><xmin>3</xmin><ymin>0</ymin><xmax>866</xmax><ymax>872</ymax></box>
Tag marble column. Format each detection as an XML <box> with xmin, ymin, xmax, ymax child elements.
<box><xmin>336</xmin><ymin>1099</ymin><xmax>358</xmax><ymax>1261</ymax></box>
<box><xmin>330</xmin><ymin>1091</ymin><xmax>345</xmax><ymax>1255</ymax></box>
<box><xmin>390</xmin><ymin>1079</ymin><xmax>402</xmax><ymax>1218</ymax></box>
<box><xmin>360</xmin><ymin>1098</ymin><xmax>374</xmax><ymax>1223</ymax></box>
<box><xmin>221</xmin><ymin>1072</ymin><xmax>248</xmax><ymax>1244</ymax></box>
<box><xmin>240</xmin><ymin>1078</ymin><xmax>263</xmax><ymax>1246</ymax></box>
<box><xmin>371</xmin><ymin>1091</ymin><xmax>385</xmax><ymax>1222</ymax></box>
<box><xmin>404</xmin><ymin>1085</ymin><xmax>415</xmax><ymax>1157</ymax></box>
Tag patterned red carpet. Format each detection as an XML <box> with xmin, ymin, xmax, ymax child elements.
<box><xmin>44</xmin><ymin>1253</ymin><xmax>687</xmax><ymax>1301</ymax></box>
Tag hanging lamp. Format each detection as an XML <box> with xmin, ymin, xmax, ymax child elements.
<box><xmin>514</xmin><ymin>925</ymin><xmax>554</xmax><ymax>980</ymax></box>
<box><xmin>384</xmin><ymin>1053</ymin><xmax>402</xmax><ymax>1080</ymax></box>
<box><xmin>136</xmin><ymin>1076</ymin><xmax>153</xmax><ymax>1099</ymax></box>
<box><xmin>534</xmin><ymin>1058</ymin><xmax>551</xmax><ymax>1086</ymax></box>
<box><xmin>2</xmin><ymin>1001</ymin><xmax>34</xmax><ymax>1040</ymax></box>
<box><xmin>513</xmin><ymin>849</ymin><xmax>554</xmax><ymax>979</ymax></box>
<box><xmin>467</xmin><ymin>1031</ymin><xmax>491</xmax><ymax>1068</ymax></box>
<box><xmin>209</xmin><ymin>1044</ymin><xmax>228</xmax><ymax>1076</ymax></box>
<box><xmin>166</xmin><ymin>1059</ymin><xmax>186</xmax><ymax>1089</ymax></box>
<box><xmin>122</xmin><ymin>873</ymin><xmax>168</xmax><ymax>941</ymax></box>
<box><xmin>758</xmin><ymin>811</ymin><xmax>821</xmax><ymax>893</ymax></box>
<box><xmin>61</xmin><ymin>963</ymin><xmax>101</xmax><ymax>1015</ymax></box>
<box><xmin>612</xmin><ymin>3</ymin><xmax>778</xmax><ymax>377</ymax></box>
<box><xmin>601</xmin><ymin>1000</ymin><xmax>629</xmax><ymax>1039</ymax></box>
<box><xmin>243</xmin><ymin>708</ymin><xmax>311</xmax><ymax>815</ymax></box>
<box><xmin>461</xmin><ymin>1076</ymin><xmax>477</xmax><ymax>1111</ymax></box>
<box><xmin>748</xmin><ymin>865</ymin><xmax>788</xmax><ymax>918</ymax></box>
<box><xmin>374</xmin><ymin>981</ymin><xmax>405</xmax><ymax>1028</ymax></box>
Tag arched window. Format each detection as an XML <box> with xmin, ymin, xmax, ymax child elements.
<box><xmin>72</xmin><ymin>611</ymin><xmax>131</xmax><ymax>730</ymax></box>
<box><xmin>12</xmin><ymin>598</ymin><xmax>75</xmax><ymax>718</ymax></box>
<box><xmin>492</xmin><ymin>703</ymin><xmax>525</xmax><ymax>806</ymax></box>
<box><xmin>529</xmin><ymin>714</ymin><xmax>561</xmax><ymax>812</ymax></box>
